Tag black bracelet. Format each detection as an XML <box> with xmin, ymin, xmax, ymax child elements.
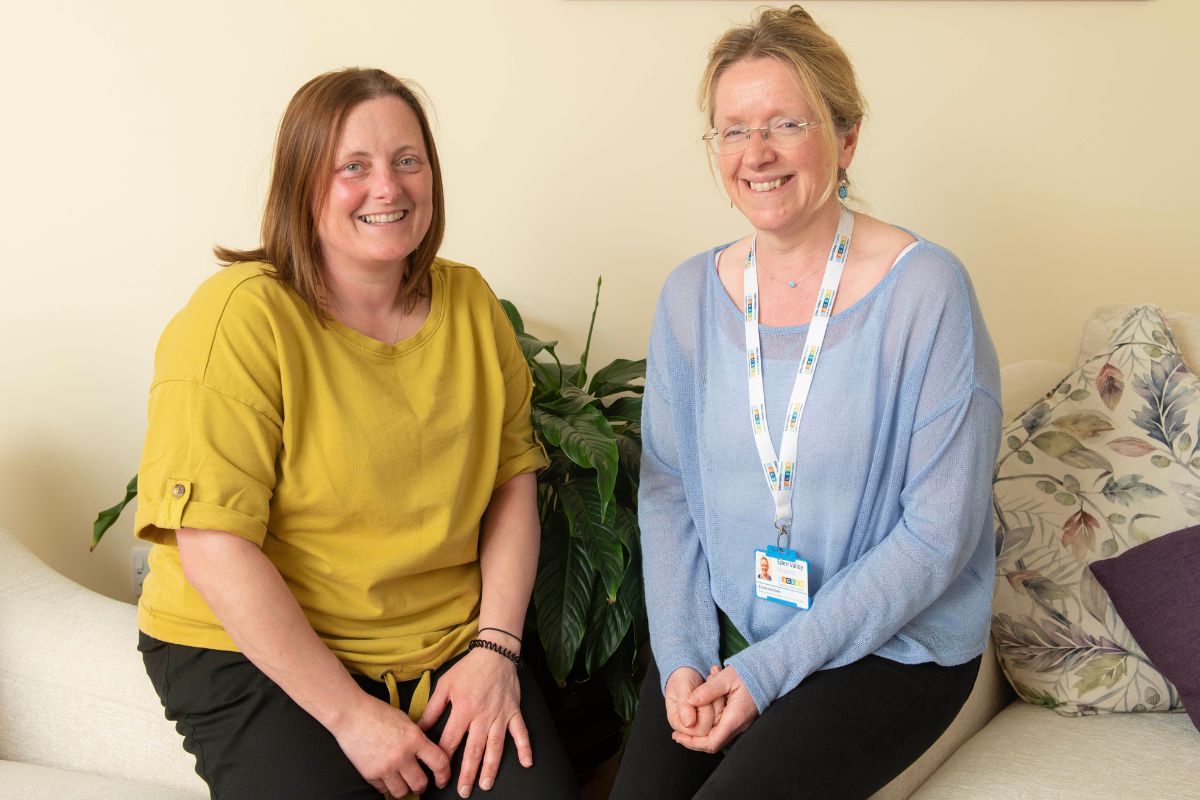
<box><xmin>477</xmin><ymin>626</ymin><xmax>523</xmax><ymax>646</ymax></box>
<box><xmin>468</xmin><ymin>638</ymin><xmax>523</xmax><ymax>669</ymax></box>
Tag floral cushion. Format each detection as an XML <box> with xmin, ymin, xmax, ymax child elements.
<box><xmin>992</xmin><ymin>305</ymin><xmax>1200</xmax><ymax>715</ymax></box>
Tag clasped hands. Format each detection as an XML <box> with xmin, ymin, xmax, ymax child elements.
<box><xmin>664</xmin><ymin>664</ymin><xmax>759</xmax><ymax>754</ymax></box>
<box><xmin>333</xmin><ymin>647</ymin><xmax>529</xmax><ymax>798</ymax></box>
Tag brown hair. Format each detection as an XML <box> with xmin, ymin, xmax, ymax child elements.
<box><xmin>699</xmin><ymin>5</ymin><xmax>865</xmax><ymax>202</ymax></box>
<box><xmin>214</xmin><ymin>68</ymin><xmax>445</xmax><ymax>318</ymax></box>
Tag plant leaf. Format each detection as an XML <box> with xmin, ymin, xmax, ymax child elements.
<box><xmin>589</xmin><ymin>358</ymin><xmax>647</xmax><ymax>398</ymax></box>
<box><xmin>1031</xmin><ymin>431</ymin><xmax>1113</xmax><ymax>473</ymax></box>
<box><xmin>612</xmin><ymin>505</ymin><xmax>639</xmax><ymax>550</ymax></box>
<box><xmin>516</xmin><ymin>331</ymin><xmax>558</xmax><ymax>364</ymax></box>
<box><xmin>719</xmin><ymin>608</ymin><xmax>750</xmax><ymax>662</ymax></box>
<box><xmin>582</xmin><ymin>573</ymin><xmax>633</xmax><ymax>675</ymax></box>
<box><xmin>91</xmin><ymin>474</ymin><xmax>138</xmax><ymax>550</ymax></box>
<box><xmin>498</xmin><ymin>299</ymin><xmax>525</xmax><ymax>335</ymax></box>
<box><xmin>534</xmin><ymin>406</ymin><xmax>618</xmax><ymax>515</ymax></box>
<box><xmin>603</xmin><ymin>395</ymin><xmax>643</xmax><ymax>424</ymax></box>
<box><xmin>533</xmin><ymin>513</ymin><xmax>593</xmax><ymax>684</ymax></box>
<box><xmin>1094</xmin><ymin>362</ymin><xmax>1124</xmax><ymax>411</ymax></box>
<box><xmin>596</xmin><ymin>636</ymin><xmax>639</xmax><ymax>720</ymax></box>
<box><xmin>1051</xmin><ymin>411</ymin><xmax>1114</xmax><ymax>440</ymax></box>
<box><xmin>559</xmin><ymin>481</ymin><xmax>625</xmax><ymax>600</ymax></box>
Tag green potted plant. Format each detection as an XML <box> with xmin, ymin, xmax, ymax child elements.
<box><xmin>499</xmin><ymin>280</ymin><xmax>647</xmax><ymax>773</ymax></box>
<box><xmin>92</xmin><ymin>280</ymin><xmax>649</xmax><ymax>766</ymax></box>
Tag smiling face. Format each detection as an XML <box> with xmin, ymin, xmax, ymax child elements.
<box><xmin>315</xmin><ymin>95</ymin><xmax>433</xmax><ymax>279</ymax></box>
<box><xmin>713</xmin><ymin>57</ymin><xmax>857</xmax><ymax>239</ymax></box>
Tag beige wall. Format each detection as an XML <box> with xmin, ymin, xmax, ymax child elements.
<box><xmin>2</xmin><ymin>0</ymin><xmax>1196</xmax><ymax>600</ymax></box>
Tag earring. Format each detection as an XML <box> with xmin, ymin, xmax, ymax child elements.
<box><xmin>837</xmin><ymin>179</ymin><xmax>849</xmax><ymax>201</ymax></box>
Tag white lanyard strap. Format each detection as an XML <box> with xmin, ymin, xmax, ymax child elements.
<box><xmin>744</xmin><ymin>206</ymin><xmax>854</xmax><ymax>536</ymax></box>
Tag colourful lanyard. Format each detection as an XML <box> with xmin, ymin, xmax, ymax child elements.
<box><xmin>744</xmin><ymin>206</ymin><xmax>855</xmax><ymax>544</ymax></box>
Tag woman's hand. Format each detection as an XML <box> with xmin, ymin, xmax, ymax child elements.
<box><xmin>671</xmin><ymin>666</ymin><xmax>759</xmax><ymax>753</ymax></box>
<box><xmin>418</xmin><ymin>647</ymin><xmax>531</xmax><ymax>798</ymax></box>
<box><xmin>329</xmin><ymin>693</ymin><xmax>451</xmax><ymax>797</ymax></box>
<box><xmin>664</xmin><ymin>666</ymin><xmax>723</xmax><ymax>737</ymax></box>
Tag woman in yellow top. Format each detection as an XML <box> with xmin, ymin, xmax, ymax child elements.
<box><xmin>134</xmin><ymin>68</ymin><xmax>576</xmax><ymax>800</ymax></box>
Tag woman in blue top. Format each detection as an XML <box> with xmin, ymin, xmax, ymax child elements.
<box><xmin>611</xmin><ymin>6</ymin><xmax>1002</xmax><ymax>799</ymax></box>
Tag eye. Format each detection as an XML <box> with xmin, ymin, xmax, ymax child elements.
<box><xmin>341</xmin><ymin>161</ymin><xmax>365</xmax><ymax>175</ymax></box>
<box><xmin>396</xmin><ymin>155</ymin><xmax>423</xmax><ymax>172</ymax></box>
<box><xmin>773</xmin><ymin>118</ymin><xmax>804</xmax><ymax>131</ymax></box>
<box><xmin>721</xmin><ymin>125</ymin><xmax>749</xmax><ymax>141</ymax></box>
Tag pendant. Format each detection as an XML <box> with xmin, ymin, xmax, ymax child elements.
<box><xmin>787</xmin><ymin>280</ymin><xmax>797</xmax><ymax>288</ymax></box>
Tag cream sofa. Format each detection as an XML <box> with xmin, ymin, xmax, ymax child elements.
<box><xmin>2</xmin><ymin>307</ymin><xmax>1197</xmax><ymax>800</ymax></box>
<box><xmin>884</xmin><ymin>305</ymin><xmax>1200</xmax><ymax>800</ymax></box>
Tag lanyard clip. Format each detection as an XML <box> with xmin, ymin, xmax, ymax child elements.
<box><xmin>776</xmin><ymin>523</ymin><xmax>791</xmax><ymax>552</ymax></box>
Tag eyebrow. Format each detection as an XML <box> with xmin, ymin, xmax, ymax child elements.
<box><xmin>338</xmin><ymin>144</ymin><xmax>422</xmax><ymax>160</ymax></box>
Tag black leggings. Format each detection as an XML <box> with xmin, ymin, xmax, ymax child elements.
<box><xmin>610</xmin><ymin>653</ymin><xmax>980</xmax><ymax>800</ymax></box>
<box><xmin>139</xmin><ymin>633</ymin><xmax>577</xmax><ymax>800</ymax></box>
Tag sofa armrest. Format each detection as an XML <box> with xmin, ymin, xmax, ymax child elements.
<box><xmin>871</xmin><ymin>639</ymin><xmax>1015</xmax><ymax>799</ymax></box>
<box><xmin>0</xmin><ymin>527</ymin><xmax>204</xmax><ymax>794</ymax></box>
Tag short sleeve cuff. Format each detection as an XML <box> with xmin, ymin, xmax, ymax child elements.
<box><xmin>135</xmin><ymin>496</ymin><xmax>267</xmax><ymax>547</ymax></box>
<box><xmin>495</xmin><ymin>442</ymin><xmax>549</xmax><ymax>489</ymax></box>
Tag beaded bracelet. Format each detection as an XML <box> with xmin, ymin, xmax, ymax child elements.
<box><xmin>468</xmin><ymin>638</ymin><xmax>523</xmax><ymax>669</ymax></box>
<box><xmin>478</xmin><ymin>626</ymin><xmax>523</xmax><ymax>646</ymax></box>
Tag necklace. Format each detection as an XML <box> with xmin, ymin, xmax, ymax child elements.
<box><xmin>758</xmin><ymin>258</ymin><xmax>826</xmax><ymax>289</ymax></box>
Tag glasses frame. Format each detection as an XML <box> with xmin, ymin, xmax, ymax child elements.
<box><xmin>701</xmin><ymin>118</ymin><xmax>821</xmax><ymax>155</ymax></box>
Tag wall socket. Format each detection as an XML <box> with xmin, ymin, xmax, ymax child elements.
<box><xmin>132</xmin><ymin>547</ymin><xmax>151</xmax><ymax>599</ymax></box>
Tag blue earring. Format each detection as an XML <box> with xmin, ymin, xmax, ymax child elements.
<box><xmin>837</xmin><ymin>181</ymin><xmax>849</xmax><ymax>201</ymax></box>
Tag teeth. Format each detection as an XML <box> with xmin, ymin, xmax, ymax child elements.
<box><xmin>359</xmin><ymin>211</ymin><xmax>407</xmax><ymax>224</ymax></box>
<box><xmin>749</xmin><ymin>178</ymin><xmax>784</xmax><ymax>192</ymax></box>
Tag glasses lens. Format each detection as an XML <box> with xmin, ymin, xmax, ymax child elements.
<box><xmin>772</xmin><ymin>119</ymin><xmax>809</xmax><ymax>143</ymax></box>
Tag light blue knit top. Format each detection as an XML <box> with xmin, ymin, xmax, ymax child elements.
<box><xmin>639</xmin><ymin>234</ymin><xmax>1003</xmax><ymax>713</ymax></box>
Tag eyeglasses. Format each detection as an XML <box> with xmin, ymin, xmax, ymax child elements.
<box><xmin>702</xmin><ymin>117</ymin><xmax>821</xmax><ymax>155</ymax></box>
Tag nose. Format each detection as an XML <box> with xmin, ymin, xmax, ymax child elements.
<box><xmin>372</xmin><ymin>165</ymin><xmax>402</xmax><ymax>201</ymax></box>
<box><xmin>742</xmin><ymin>129</ymin><xmax>776</xmax><ymax>166</ymax></box>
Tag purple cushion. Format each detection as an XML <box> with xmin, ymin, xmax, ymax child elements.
<box><xmin>1089</xmin><ymin>524</ymin><xmax>1200</xmax><ymax>731</ymax></box>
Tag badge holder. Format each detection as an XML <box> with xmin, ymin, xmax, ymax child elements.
<box><xmin>754</xmin><ymin>525</ymin><xmax>810</xmax><ymax>610</ymax></box>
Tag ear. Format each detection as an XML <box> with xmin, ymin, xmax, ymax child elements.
<box><xmin>838</xmin><ymin>121</ymin><xmax>861</xmax><ymax>171</ymax></box>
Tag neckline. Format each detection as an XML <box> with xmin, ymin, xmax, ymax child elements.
<box><xmin>326</xmin><ymin>262</ymin><xmax>447</xmax><ymax>357</ymax></box>
<box><xmin>710</xmin><ymin>233</ymin><xmax>924</xmax><ymax>334</ymax></box>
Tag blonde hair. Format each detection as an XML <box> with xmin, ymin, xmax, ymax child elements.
<box><xmin>214</xmin><ymin>68</ymin><xmax>445</xmax><ymax>320</ymax></box>
<box><xmin>699</xmin><ymin>5</ymin><xmax>865</xmax><ymax>202</ymax></box>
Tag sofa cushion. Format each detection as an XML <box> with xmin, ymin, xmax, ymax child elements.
<box><xmin>992</xmin><ymin>305</ymin><xmax>1200</xmax><ymax>715</ymax></box>
<box><xmin>0</xmin><ymin>760</ymin><xmax>204</xmax><ymax>799</ymax></box>
<box><xmin>908</xmin><ymin>701</ymin><xmax>1200</xmax><ymax>799</ymax></box>
<box><xmin>1089</xmin><ymin>524</ymin><xmax>1200</xmax><ymax>731</ymax></box>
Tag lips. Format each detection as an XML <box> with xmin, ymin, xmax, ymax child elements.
<box><xmin>357</xmin><ymin>211</ymin><xmax>408</xmax><ymax>224</ymax></box>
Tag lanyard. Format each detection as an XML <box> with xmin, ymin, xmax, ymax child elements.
<box><xmin>744</xmin><ymin>206</ymin><xmax>854</xmax><ymax>546</ymax></box>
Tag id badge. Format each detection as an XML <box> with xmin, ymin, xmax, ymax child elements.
<box><xmin>754</xmin><ymin>545</ymin><xmax>810</xmax><ymax>609</ymax></box>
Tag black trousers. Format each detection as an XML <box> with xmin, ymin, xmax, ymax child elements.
<box><xmin>139</xmin><ymin>633</ymin><xmax>578</xmax><ymax>800</ymax></box>
<box><xmin>610</xmin><ymin>653</ymin><xmax>980</xmax><ymax>800</ymax></box>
